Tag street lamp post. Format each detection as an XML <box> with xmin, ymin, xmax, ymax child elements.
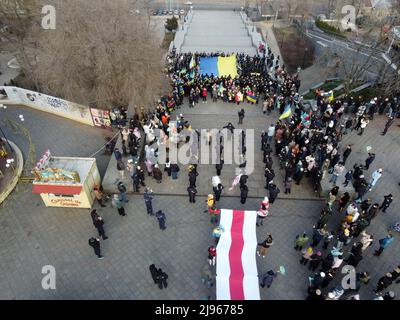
<box><xmin>303</xmin><ymin>47</ymin><xmax>308</xmax><ymax>68</ymax></box>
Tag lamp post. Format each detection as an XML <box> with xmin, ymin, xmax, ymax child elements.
<box><xmin>302</xmin><ymin>47</ymin><xmax>308</xmax><ymax>68</ymax></box>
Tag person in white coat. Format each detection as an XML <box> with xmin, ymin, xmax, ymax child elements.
<box><xmin>360</xmin><ymin>231</ymin><xmax>374</xmax><ymax>251</ymax></box>
<box><xmin>368</xmin><ymin>168</ymin><xmax>382</xmax><ymax>191</ymax></box>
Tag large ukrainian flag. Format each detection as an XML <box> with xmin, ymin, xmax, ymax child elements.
<box><xmin>199</xmin><ymin>55</ymin><xmax>238</xmax><ymax>78</ymax></box>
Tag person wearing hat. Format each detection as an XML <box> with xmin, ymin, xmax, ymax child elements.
<box><xmin>259</xmin><ymin>269</ymin><xmax>277</xmax><ymax>288</ymax></box>
<box><xmin>257</xmin><ymin>234</ymin><xmax>273</xmax><ymax>258</ymax></box>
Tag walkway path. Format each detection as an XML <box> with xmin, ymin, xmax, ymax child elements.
<box><xmin>180</xmin><ymin>10</ymin><xmax>257</xmax><ymax>55</ymax></box>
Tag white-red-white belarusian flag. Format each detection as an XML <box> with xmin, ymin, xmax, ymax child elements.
<box><xmin>216</xmin><ymin>209</ymin><xmax>260</xmax><ymax>300</ymax></box>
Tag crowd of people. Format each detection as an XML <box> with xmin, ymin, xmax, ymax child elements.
<box><xmin>87</xmin><ymin>41</ymin><xmax>399</xmax><ymax>299</ymax></box>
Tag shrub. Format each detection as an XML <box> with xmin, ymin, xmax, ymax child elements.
<box><xmin>316</xmin><ymin>19</ymin><xmax>345</xmax><ymax>38</ymax></box>
<box><xmin>165</xmin><ymin>16</ymin><xmax>178</xmax><ymax>32</ymax></box>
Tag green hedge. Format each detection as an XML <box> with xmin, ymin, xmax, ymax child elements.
<box><xmin>316</xmin><ymin>19</ymin><xmax>346</xmax><ymax>39</ymax></box>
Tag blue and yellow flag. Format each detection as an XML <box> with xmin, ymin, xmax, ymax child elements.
<box><xmin>328</xmin><ymin>90</ymin><xmax>334</xmax><ymax>102</ymax></box>
<box><xmin>189</xmin><ymin>54</ymin><xmax>196</xmax><ymax>69</ymax></box>
<box><xmin>279</xmin><ymin>104</ymin><xmax>292</xmax><ymax>120</ymax></box>
<box><xmin>246</xmin><ymin>94</ymin><xmax>257</xmax><ymax>103</ymax></box>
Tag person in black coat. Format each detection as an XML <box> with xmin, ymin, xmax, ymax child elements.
<box><xmin>213</xmin><ymin>183</ymin><xmax>224</xmax><ymax>201</ymax></box>
<box><xmin>216</xmin><ymin>158</ymin><xmax>224</xmax><ymax>176</ymax></box>
<box><xmin>88</xmin><ymin>237</ymin><xmax>103</xmax><ymax>259</ymax></box>
<box><xmin>92</xmin><ymin>212</ymin><xmax>108</xmax><ymax>240</ymax></box>
<box><xmin>149</xmin><ymin>264</ymin><xmax>158</xmax><ymax>284</ymax></box>
<box><xmin>155</xmin><ymin>210</ymin><xmax>167</xmax><ymax>230</ymax></box>
<box><xmin>239</xmin><ymin>174</ymin><xmax>248</xmax><ymax>188</ymax></box>
<box><xmin>268</xmin><ymin>183</ymin><xmax>280</xmax><ymax>204</ymax></box>
<box><xmin>187</xmin><ymin>185</ymin><xmax>197</xmax><ymax>203</ymax></box>
<box><xmin>321</xmin><ymin>253</ymin><xmax>334</xmax><ymax>272</ymax></box>
<box><xmin>156</xmin><ymin>268</ymin><xmax>168</xmax><ymax>289</ymax></box>
<box><xmin>342</xmin><ymin>145</ymin><xmax>352</xmax><ymax>165</ymax></box>
<box><xmin>189</xmin><ymin>170</ymin><xmax>199</xmax><ymax>187</ymax></box>
<box><xmin>308</xmin><ymin>251</ymin><xmax>323</xmax><ymax>271</ymax></box>
<box><xmin>375</xmin><ymin>273</ymin><xmax>393</xmax><ymax>293</ymax></box>
<box><xmin>136</xmin><ymin>166</ymin><xmax>146</xmax><ymax>186</ymax></box>
<box><xmin>347</xmin><ymin>253</ymin><xmax>363</xmax><ymax>268</ymax></box>
<box><xmin>240</xmin><ymin>185</ymin><xmax>249</xmax><ymax>204</ymax></box>
<box><xmin>264</xmin><ymin>168</ymin><xmax>275</xmax><ymax>188</ymax></box>
<box><xmin>379</xmin><ymin>194</ymin><xmax>393</xmax><ymax>213</ymax></box>
<box><xmin>343</xmin><ymin>169</ymin><xmax>353</xmax><ymax>187</ymax></box>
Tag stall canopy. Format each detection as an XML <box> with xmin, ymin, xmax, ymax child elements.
<box><xmin>32</xmin><ymin>184</ymin><xmax>82</xmax><ymax>195</ymax></box>
<box><xmin>216</xmin><ymin>209</ymin><xmax>260</xmax><ymax>300</ymax></box>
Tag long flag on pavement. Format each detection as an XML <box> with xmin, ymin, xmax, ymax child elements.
<box><xmin>216</xmin><ymin>209</ymin><xmax>260</xmax><ymax>300</ymax></box>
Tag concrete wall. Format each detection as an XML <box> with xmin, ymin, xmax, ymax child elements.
<box><xmin>240</xmin><ymin>11</ymin><xmax>265</xmax><ymax>53</ymax></box>
<box><xmin>0</xmin><ymin>86</ymin><xmax>94</xmax><ymax>126</ymax></box>
<box><xmin>171</xmin><ymin>9</ymin><xmax>194</xmax><ymax>53</ymax></box>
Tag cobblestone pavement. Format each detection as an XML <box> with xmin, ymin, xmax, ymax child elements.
<box><xmin>0</xmin><ymin>104</ymin><xmax>113</xmax><ymax>177</ymax></box>
<box><xmin>0</xmin><ymin>99</ymin><xmax>399</xmax><ymax>299</ymax></box>
<box><xmin>103</xmin><ymin>99</ymin><xmax>319</xmax><ymax>200</ymax></box>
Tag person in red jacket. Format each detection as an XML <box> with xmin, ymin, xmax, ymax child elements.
<box><xmin>202</xmin><ymin>86</ymin><xmax>208</xmax><ymax>103</ymax></box>
<box><xmin>208</xmin><ymin>246</ymin><xmax>217</xmax><ymax>266</ymax></box>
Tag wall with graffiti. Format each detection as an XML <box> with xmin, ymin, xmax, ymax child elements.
<box><xmin>0</xmin><ymin>86</ymin><xmax>94</xmax><ymax>126</ymax></box>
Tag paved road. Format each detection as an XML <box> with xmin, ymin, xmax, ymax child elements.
<box><xmin>305</xmin><ymin>28</ymin><xmax>395</xmax><ymax>77</ymax></box>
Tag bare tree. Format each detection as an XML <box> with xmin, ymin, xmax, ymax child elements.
<box><xmin>1</xmin><ymin>0</ymin><xmax>166</xmax><ymax>111</ymax></box>
<box><xmin>0</xmin><ymin>0</ymin><xmax>42</xmax><ymax>87</ymax></box>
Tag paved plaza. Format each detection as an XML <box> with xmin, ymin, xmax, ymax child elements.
<box><xmin>0</xmin><ymin>99</ymin><xmax>399</xmax><ymax>300</ymax></box>
<box><xmin>0</xmin><ymin>9</ymin><xmax>399</xmax><ymax>301</ymax></box>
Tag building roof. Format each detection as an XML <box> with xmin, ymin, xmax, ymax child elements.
<box><xmin>32</xmin><ymin>157</ymin><xmax>96</xmax><ymax>185</ymax></box>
